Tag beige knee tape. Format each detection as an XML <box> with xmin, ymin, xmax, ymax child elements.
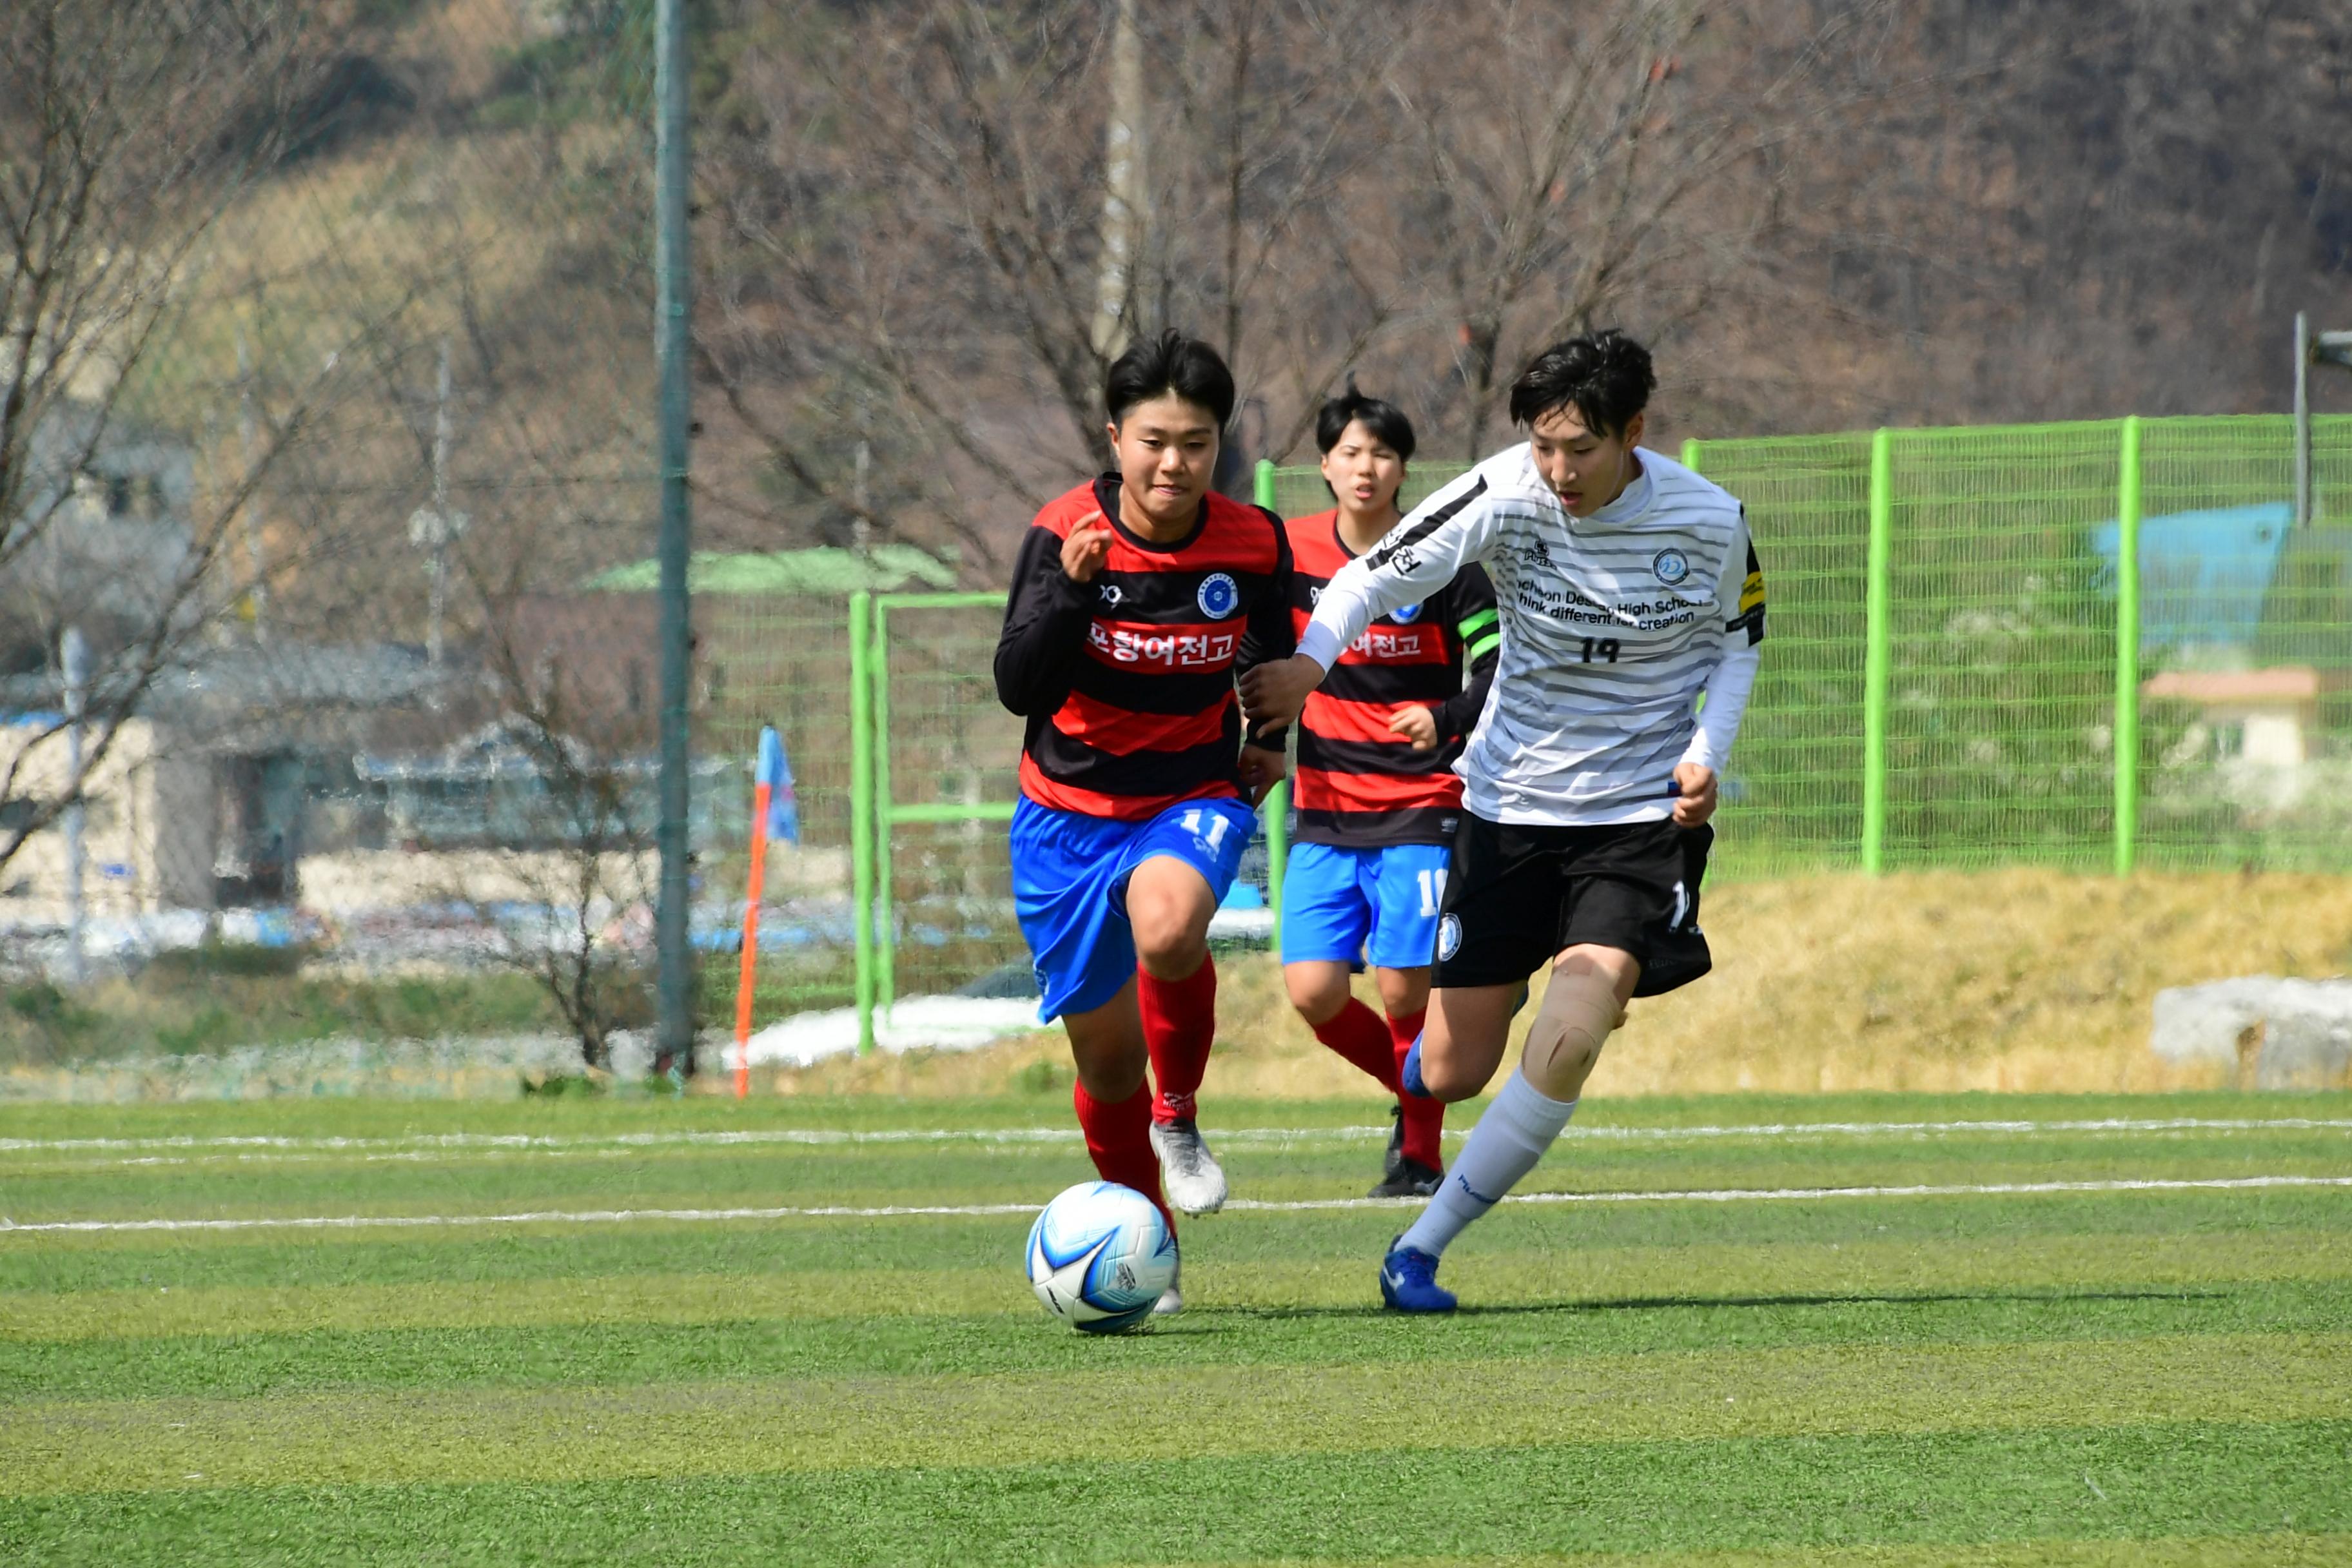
<box><xmin>1520</xmin><ymin>973</ymin><xmax>1623</xmax><ymax>1097</ymax></box>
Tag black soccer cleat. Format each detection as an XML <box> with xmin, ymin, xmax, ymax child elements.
<box><xmin>1369</xmin><ymin>1106</ymin><xmax>1443</xmax><ymax>1197</ymax></box>
<box><xmin>1368</xmin><ymin>1156</ymin><xmax>1444</xmax><ymax>1199</ymax></box>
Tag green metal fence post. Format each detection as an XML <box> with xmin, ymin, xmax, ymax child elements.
<box><xmin>871</xmin><ymin>600</ymin><xmax>896</xmax><ymax>1012</ymax></box>
<box><xmin>2113</xmin><ymin>416</ymin><xmax>2143</xmax><ymax>876</ymax></box>
<box><xmin>1861</xmin><ymin>428</ymin><xmax>1894</xmax><ymax>875</ymax></box>
<box><xmin>1264</xmin><ymin>779</ymin><xmax>1288</xmax><ymax>943</ymax></box>
<box><xmin>1681</xmin><ymin>437</ymin><xmax>1701</xmax><ymax>472</ymax></box>
<box><xmin>848</xmin><ymin>591</ymin><xmax>876</xmax><ymax>1055</ymax></box>
<box><xmin>1254</xmin><ymin>456</ymin><xmax>1289</xmax><ymax>942</ymax></box>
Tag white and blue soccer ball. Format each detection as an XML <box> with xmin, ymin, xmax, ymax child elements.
<box><xmin>1024</xmin><ymin>1181</ymin><xmax>1177</xmax><ymax>1333</ymax></box>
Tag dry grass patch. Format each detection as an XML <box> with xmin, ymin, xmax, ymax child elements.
<box><xmin>763</xmin><ymin>870</ymin><xmax>2352</xmax><ymax>1099</ymax></box>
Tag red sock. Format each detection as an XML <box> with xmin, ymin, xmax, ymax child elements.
<box><xmin>1388</xmin><ymin>1006</ymin><xmax>1444</xmax><ymax>1170</ymax></box>
<box><xmin>1312</xmin><ymin>997</ymin><xmax>1400</xmax><ymax>1092</ymax></box>
<box><xmin>1072</xmin><ymin>1079</ymin><xmax>1173</xmax><ymax>1235</ymax></box>
<box><xmin>1139</xmin><ymin>957</ymin><xmax>1217</xmax><ymax>1124</ymax></box>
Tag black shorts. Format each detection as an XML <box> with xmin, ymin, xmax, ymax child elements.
<box><xmin>1431</xmin><ymin>814</ymin><xmax>1714</xmax><ymax>997</ymax></box>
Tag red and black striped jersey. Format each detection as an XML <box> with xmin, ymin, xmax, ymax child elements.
<box><xmin>1287</xmin><ymin>509</ymin><xmax>1500</xmax><ymax>847</ymax></box>
<box><xmin>995</xmin><ymin>476</ymin><xmax>1293</xmax><ymax>822</ymax></box>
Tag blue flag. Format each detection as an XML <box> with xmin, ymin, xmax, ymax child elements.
<box><xmin>757</xmin><ymin>726</ymin><xmax>799</xmax><ymax>845</ymax></box>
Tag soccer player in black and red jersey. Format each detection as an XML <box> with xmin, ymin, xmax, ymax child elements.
<box><xmin>1280</xmin><ymin>390</ymin><xmax>1500</xmax><ymax>1197</ymax></box>
<box><xmin>994</xmin><ymin>331</ymin><xmax>1293</xmax><ymax>1314</ymax></box>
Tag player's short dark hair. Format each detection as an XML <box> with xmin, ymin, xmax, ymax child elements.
<box><xmin>1507</xmin><ymin>329</ymin><xmax>1656</xmax><ymax>438</ymax></box>
<box><xmin>1105</xmin><ymin>329</ymin><xmax>1236</xmax><ymax>429</ymax></box>
<box><xmin>1314</xmin><ymin>387</ymin><xmax>1416</xmax><ymax>463</ymax></box>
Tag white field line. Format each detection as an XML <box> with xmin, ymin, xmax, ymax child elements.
<box><xmin>4</xmin><ymin>1115</ymin><xmax>2350</xmax><ymax>1171</ymax></box>
<box><xmin>6</xmin><ymin>1174</ymin><xmax>2352</xmax><ymax>1235</ymax></box>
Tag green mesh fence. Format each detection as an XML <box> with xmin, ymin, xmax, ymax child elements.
<box><xmin>698</xmin><ymin>597</ymin><xmax>861</xmax><ymax>1023</ymax></box>
<box><xmin>1877</xmin><ymin>422</ymin><xmax>2126</xmax><ymax>870</ymax></box>
<box><xmin>2133</xmin><ymin>415</ymin><xmax>2352</xmax><ymax>870</ymax></box>
<box><xmin>831</xmin><ymin>584</ymin><xmax>1299</xmax><ymax>1051</ymax></box>
<box><xmin>866</xmin><ymin>594</ymin><xmax>1027</xmax><ymax>1009</ymax></box>
<box><xmin>1687</xmin><ymin>417</ymin><xmax>2352</xmax><ymax>876</ymax></box>
<box><xmin>816</xmin><ymin>415</ymin><xmax>2349</xmax><ymax>1048</ymax></box>
<box><xmin>1262</xmin><ymin>464</ymin><xmax>1471</xmax><ymax>527</ymax></box>
<box><xmin>1678</xmin><ymin>433</ymin><xmax>1874</xmax><ymax>875</ymax></box>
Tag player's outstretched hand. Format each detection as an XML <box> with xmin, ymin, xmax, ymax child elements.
<box><xmin>1239</xmin><ymin>652</ymin><xmax>1324</xmax><ymax>730</ymax></box>
<box><xmin>1237</xmin><ymin>743</ymin><xmax>1287</xmax><ymax>806</ymax></box>
<box><xmin>1672</xmin><ymin>762</ymin><xmax>1718</xmax><ymax>828</ymax></box>
<box><xmin>1060</xmin><ymin>522</ymin><xmax>1113</xmax><ymax>583</ymax></box>
<box><xmin>1387</xmin><ymin>705</ymin><xmax>1440</xmax><ymax>752</ymax></box>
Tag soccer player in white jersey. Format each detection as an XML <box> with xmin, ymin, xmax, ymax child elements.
<box><xmin>1241</xmin><ymin>329</ymin><xmax>1765</xmax><ymax>1311</ymax></box>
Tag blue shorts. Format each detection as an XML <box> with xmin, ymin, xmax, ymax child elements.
<box><xmin>1011</xmin><ymin>795</ymin><xmax>1258</xmax><ymax>1024</ymax></box>
<box><xmin>1279</xmin><ymin>840</ymin><xmax>1453</xmax><ymax>972</ymax></box>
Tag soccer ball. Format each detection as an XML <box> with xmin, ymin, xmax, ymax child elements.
<box><xmin>1024</xmin><ymin>1181</ymin><xmax>1177</xmax><ymax>1333</ymax></box>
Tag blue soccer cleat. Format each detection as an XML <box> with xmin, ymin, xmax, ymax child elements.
<box><xmin>1398</xmin><ymin>1035</ymin><xmax>1433</xmax><ymax>1099</ymax></box>
<box><xmin>1378</xmin><ymin>1236</ymin><xmax>1458</xmax><ymax>1313</ymax></box>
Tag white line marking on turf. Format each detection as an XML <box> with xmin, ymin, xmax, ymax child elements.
<box><xmin>3</xmin><ymin>1115</ymin><xmax>2347</xmax><ymax>1168</ymax></box>
<box><xmin>6</xmin><ymin>1173</ymin><xmax>2349</xmax><ymax>1233</ymax></box>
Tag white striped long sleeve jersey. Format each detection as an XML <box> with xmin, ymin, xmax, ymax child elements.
<box><xmin>1297</xmin><ymin>444</ymin><xmax>1766</xmax><ymax>828</ymax></box>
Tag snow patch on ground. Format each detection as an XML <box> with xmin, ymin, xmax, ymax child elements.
<box><xmin>743</xmin><ymin>996</ymin><xmax>1048</xmax><ymax>1068</ymax></box>
<box><xmin>2151</xmin><ymin>976</ymin><xmax>2352</xmax><ymax>1088</ymax></box>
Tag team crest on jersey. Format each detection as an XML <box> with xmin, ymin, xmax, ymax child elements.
<box><xmin>1098</xmin><ymin>582</ymin><xmax>1124</xmax><ymax>607</ymax></box>
<box><xmin>1389</xmin><ymin>601</ymin><xmax>1423</xmax><ymax>623</ymax></box>
<box><xmin>1197</xmin><ymin>572</ymin><xmax>1240</xmax><ymax>619</ymax></box>
<box><xmin>1652</xmin><ymin>548</ymin><xmax>1690</xmax><ymax>585</ymax></box>
<box><xmin>1437</xmin><ymin>914</ymin><xmax>1463</xmax><ymax>962</ymax></box>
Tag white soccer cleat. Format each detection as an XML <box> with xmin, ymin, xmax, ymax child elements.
<box><xmin>1149</xmin><ymin>1117</ymin><xmax>1228</xmax><ymax>1215</ymax></box>
<box><xmin>1152</xmin><ymin>1255</ymin><xmax>1183</xmax><ymax>1316</ymax></box>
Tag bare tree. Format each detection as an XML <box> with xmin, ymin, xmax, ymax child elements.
<box><xmin>689</xmin><ymin>0</ymin><xmax>1914</xmax><ymax>565</ymax></box>
<box><xmin>394</xmin><ymin>582</ymin><xmax>664</xmax><ymax>1074</ymax></box>
<box><xmin>0</xmin><ymin>0</ymin><xmax>408</xmax><ymax>876</ymax></box>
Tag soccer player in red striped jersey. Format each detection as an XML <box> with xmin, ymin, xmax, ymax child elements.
<box><xmin>1280</xmin><ymin>391</ymin><xmax>1500</xmax><ymax>1197</ymax></box>
<box><xmin>994</xmin><ymin>331</ymin><xmax>1293</xmax><ymax>1314</ymax></box>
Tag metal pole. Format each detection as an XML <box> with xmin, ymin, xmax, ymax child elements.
<box><xmin>1681</xmin><ymin>437</ymin><xmax>1701</xmax><ymax>473</ymax></box>
<box><xmin>852</xmin><ymin>438</ymin><xmax>872</xmax><ymax>557</ymax></box>
<box><xmin>234</xmin><ymin>333</ymin><xmax>268</xmax><ymax>642</ymax></box>
<box><xmin>652</xmin><ymin>0</ymin><xmax>696</xmax><ymax>1073</ymax></box>
<box><xmin>61</xmin><ymin>627</ymin><xmax>88</xmax><ymax>987</ymax></box>
<box><xmin>848</xmin><ymin>593</ymin><xmax>876</xmax><ymax>1056</ymax></box>
<box><xmin>2295</xmin><ymin>311</ymin><xmax>2311</xmax><ymax>529</ymax></box>
<box><xmin>2113</xmin><ymin>417</ymin><xmax>2142</xmax><ymax>876</ymax></box>
<box><xmin>1861</xmin><ymin>429</ymin><xmax>1894</xmax><ymax>875</ymax></box>
<box><xmin>428</xmin><ymin>339</ymin><xmax>452</xmax><ymax>668</ymax></box>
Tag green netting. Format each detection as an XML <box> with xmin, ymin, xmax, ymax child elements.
<box><xmin>700</xmin><ymin>598</ymin><xmax>860</xmax><ymax>1021</ymax></box>
<box><xmin>821</xmin><ymin>416</ymin><xmax>2352</xmax><ymax>1039</ymax></box>
<box><xmin>1880</xmin><ymin>422</ymin><xmax>2125</xmax><ymax>870</ymax></box>
<box><xmin>1267</xmin><ymin>442</ymin><xmax>1872</xmax><ymax>881</ymax></box>
<box><xmin>1264</xmin><ymin>417</ymin><xmax>2352</xmax><ymax>883</ymax></box>
<box><xmin>844</xmin><ymin>589</ymin><xmax>1294</xmax><ymax>1024</ymax></box>
<box><xmin>868</xmin><ymin>597</ymin><xmax>1027</xmax><ymax>1006</ymax></box>
<box><xmin>1263</xmin><ymin>464</ymin><xmax>1470</xmax><ymax>526</ymax></box>
<box><xmin>2133</xmin><ymin>415</ymin><xmax>2352</xmax><ymax>870</ymax></box>
<box><xmin>1678</xmin><ymin>434</ymin><xmax>1873</xmax><ymax>876</ymax></box>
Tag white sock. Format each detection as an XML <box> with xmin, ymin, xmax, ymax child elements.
<box><xmin>1397</xmin><ymin>1070</ymin><xmax>1577</xmax><ymax>1259</ymax></box>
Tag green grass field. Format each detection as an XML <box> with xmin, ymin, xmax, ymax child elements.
<box><xmin>4</xmin><ymin>1090</ymin><xmax>2350</xmax><ymax>1565</ymax></box>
